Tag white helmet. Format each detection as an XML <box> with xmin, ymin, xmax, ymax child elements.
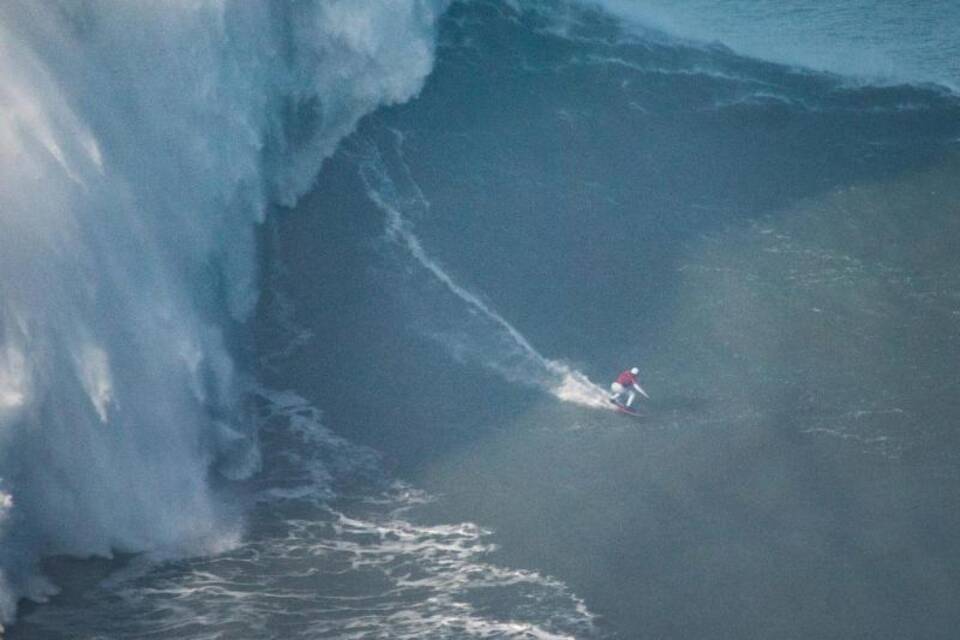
<box><xmin>630</xmin><ymin>367</ymin><xmax>639</xmax><ymax>375</ymax></box>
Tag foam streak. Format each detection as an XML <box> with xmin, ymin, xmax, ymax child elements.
<box><xmin>359</xmin><ymin>137</ymin><xmax>609</xmax><ymax>409</ymax></box>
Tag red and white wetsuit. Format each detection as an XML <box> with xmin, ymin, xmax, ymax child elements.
<box><xmin>611</xmin><ymin>369</ymin><xmax>646</xmax><ymax>407</ymax></box>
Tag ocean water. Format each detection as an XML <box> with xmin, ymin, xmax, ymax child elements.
<box><xmin>4</xmin><ymin>1</ymin><xmax>960</xmax><ymax>638</ymax></box>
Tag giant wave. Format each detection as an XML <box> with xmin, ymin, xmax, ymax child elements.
<box><xmin>5</xmin><ymin>0</ymin><xmax>960</xmax><ymax>636</ymax></box>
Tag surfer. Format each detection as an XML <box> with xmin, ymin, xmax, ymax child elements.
<box><xmin>609</xmin><ymin>367</ymin><xmax>648</xmax><ymax>408</ymax></box>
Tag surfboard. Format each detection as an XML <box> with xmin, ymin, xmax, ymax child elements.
<box><xmin>609</xmin><ymin>398</ymin><xmax>644</xmax><ymax>417</ymax></box>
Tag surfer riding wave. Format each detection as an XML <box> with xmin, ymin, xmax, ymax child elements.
<box><xmin>609</xmin><ymin>367</ymin><xmax>649</xmax><ymax>409</ymax></box>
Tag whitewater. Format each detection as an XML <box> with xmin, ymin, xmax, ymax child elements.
<box><xmin>0</xmin><ymin>0</ymin><xmax>446</xmax><ymax>628</ymax></box>
<box><xmin>4</xmin><ymin>0</ymin><xmax>960</xmax><ymax>638</ymax></box>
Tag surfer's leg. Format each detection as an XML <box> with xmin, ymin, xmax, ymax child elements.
<box><xmin>626</xmin><ymin>390</ymin><xmax>636</xmax><ymax>407</ymax></box>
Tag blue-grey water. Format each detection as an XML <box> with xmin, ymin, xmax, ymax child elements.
<box><xmin>5</xmin><ymin>1</ymin><xmax>960</xmax><ymax>639</ymax></box>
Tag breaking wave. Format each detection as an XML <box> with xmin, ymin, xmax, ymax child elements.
<box><xmin>0</xmin><ymin>0</ymin><xmax>445</xmax><ymax>626</ymax></box>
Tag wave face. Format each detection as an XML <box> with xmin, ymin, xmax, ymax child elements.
<box><xmin>0</xmin><ymin>0</ymin><xmax>444</xmax><ymax>625</ymax></box>
<box><xmin>356</xmin><ymin>133</ymin><xmax>609</xmax><ymax>409</ymax></box>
